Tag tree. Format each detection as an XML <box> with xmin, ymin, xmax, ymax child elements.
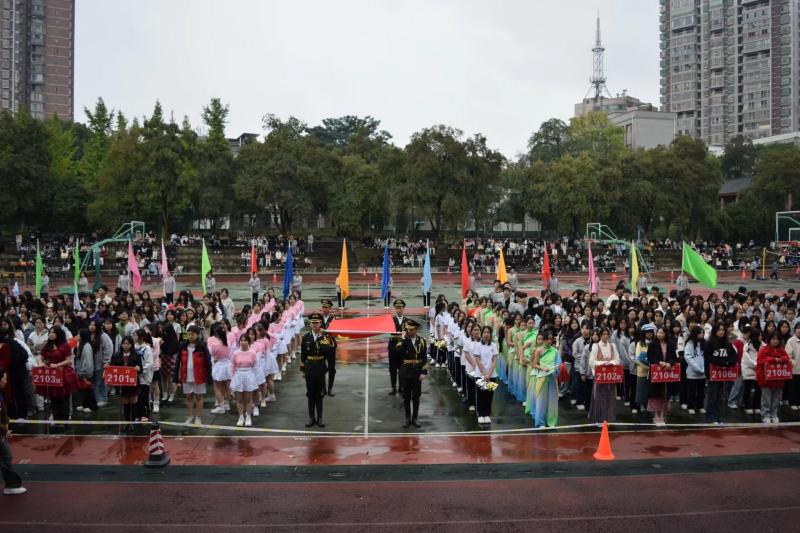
<box><xmin>44</xmin><ymin>117</ymin><xmax>87</xmax><ymax>231</ymax></box>
<box><xmin>307</xmin><ymin>115</ymin><xmax>391</xmax><ymax>149</ymax></box>
<box><xmin>526</xmin><ymin>118</ymin><xmax>567</xmax><ymax>163</ymax></box>
<box><xmin>753</xmin><ymin>144</ymin><xmax>800</xmax><ymax>211</ymax></box>
<box><xmin>0</xmin><ymin>109</ymin><xmax>52</xmax><ymax>227</ymax></box>
<box><xmin>79</xmin><ymin>98</ymin><xmax>114</xmax><ymax>187</ymax></box>
<box><xmin>721</xmin><ymin>135</ymin><xmax>757</xmax><ymax>181</ymax></box>
<box><xmin>462</xmin><ymin>133</ymin><xmax>504</xmax><ymax>235</ymax></box>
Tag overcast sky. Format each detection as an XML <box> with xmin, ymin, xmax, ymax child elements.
<box><xmin>75</xmin><ymin>0</ymin><xmax>659</xmax><ymax>159</ymax></box>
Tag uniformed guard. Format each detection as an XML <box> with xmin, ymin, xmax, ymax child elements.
<box><xmin>320</xmin><ymin>299</ymin><xmax>335</xmax><ymax>330</ymax></box>
<box><xmin>319</xmin><ymin>299</ymin><xmax>338</xmax><ymax>396</ymax></box>
<box><xmin>300</xmin><ymin>313</ymin><xmax>332</xmax><ymax>428</ymax></box>
<box><xmin>397</xmin><ymin>318</ymin><xmax>427</xmax><ymax>428</ymax></box>
<box><xmin>388</xmin><ymin>299</ymin><xmax>407</xmax><ymax>395</ymax></box>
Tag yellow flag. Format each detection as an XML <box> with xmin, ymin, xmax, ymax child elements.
<box><xmin>497</xmin><ymin>247</ymin><xmax>508</xmax><ymax>284</ymax></box>
<box><xmin>338</xmin><ymin>239</ymin><xmax>350</xmax><ymax>300</ymax></box>
<box><xmin>630</xmin><ymin>240</ymin><xmax>639</xmax><ymax>292</ymax></box>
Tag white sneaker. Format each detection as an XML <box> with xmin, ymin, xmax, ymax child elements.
<box><xmin>210</xmin><ymin>406</ymin><xmax>226</xmax><ymax>414</ymax></box>
<box><xmin>755</xmin><ymin>409</ymin><xmax>762</xmax><ymax>415</ymax></box>
<box><xmin>194</xmin><ymin>417</ymin><xmax>202</xmax><ymax>426</ymax></box>
<box><xmin>245</xmin><ymin>415</ymin><xmax>252</xmax><ymax>427</ymax></box>
<box><xmin>744</xmin><ymin>409</ymin><xmax>753</xmax><ymax>415</ymax></box>
<box><xmin>252</xmin><ymin>406</ymin><xmax>260</xmax><ymax>417</ymax></box>
<box><xmin>97</xmin><ymin>401</ymin><xmax>107</xmax><ymax>408</ymax></box>
<box><xmin>570</xmin><ymin>399</ymin><xmax>577</xmax><ymax>405</ymax></box>
<box><xmin>522</xmin><ymin>401</ymin><xmax>526</xmax><ymax>408</ymax></box>
<box><xmin>259</xmin><ymin>399</ymin><xmax>267</xmax><ymax>408</ymax></box>
<box><xmin>791</xmin><ymin>406</ymin><xmax>799</xmax><ymax>411</ymax></box>
<box><xmin>624</xmin><ymin>401</ymin><xmax>630</xmax><ymax>407</ymax></box>
<box><xmin>152</xmin><ymin>403</ymin><xmax>160</xmax><ymax>414</ymax></box>
<box><xmin>82</xmin><ymin>408</ymin><xmax>92</xmax><ymax>414</ymax></box>
<box><xmin>184</xmin><ymin>417</ymin><xmax>194</xmax><ymax>424</ymax></box>
<box><xmin>616</xmin><ymin>396</ymin><xmax>622</xmax><ymax>401</ymax></box>
<box><xmin>281</xmin><ymin>364</ymin><xmax>287</xmax><ymax>372</ymax></box>
<box><xmin>236</xmin><ymin>415</ymin><xmax>245</xmax><ymax>427</ymax></box>
<box><xmin>3</xmin><ymin>487</ymin><xmax>26</xmax><ymax>495</ymax></box>
<box><xmin>772</xmin><ymin>417</ymin><xmax>780</xmax><ymax>424</ymax></box>
<box><xmin>76</xmin><ymin>406</ymin><xmax>85</xmax><ymax>413</ymax></box>
<box><xmin>577</xmin><ymin>405</ymin><xmax>585</xmax><ymax>411</ymax></box>
<box><xmin>631</xmin><ymin>409</ymin><xmax>638</xmax><ymax>414</ymax></box>
<box><xmin>699</xmin><ymin>408</ymin><xmax>706</xmax><ymax>414</ymax></box>
<box><xmin>457</xmin><ymin>388</ymin><xmax>463</xmax><ymax>393</ymax></box>
<box><xmin>223</xmin><ymin>403</ymin><xmax>230</xmax><ymax>412</ymax></box>
<box><xmin>477</xmin><ymin>416</ymin><xmax>485</xmax><ymax>424</ymax></box>
<box><xmin>275</xmin><ymin>373</ymin><xmax>282</xmax><ymax>382</ymax></box>
<box><xmin>762</xmin><ymin>418</ymin><xmax>770</xmax><ymax>424</ymax></box>
<box><xmin>468</xmin><ymin>405</ymin><xmax>475</xmax><ymax>412</ymax></box>
<box><xmin>267</xmin><ymin>394</ymin><xmax>277</xmax><ymax>402</ymax></box>
<box><xmin>681</xmin><ymin>404</ymin><xmax>688</xmax><ymax>410</ymax></box>
<box><xmin>484</xmin><ymin>416</ymin><xmax>491</xmax><ymax>425</ymax></box>
<box><xmin>688</xmin><ymin>409</ymin><xmax>696</xmax><ymax>414</ymax></box>
<box><xmin>727</xmin><ymin>403</ymin><xmax>738</xmax><ymax>410</ymax></box>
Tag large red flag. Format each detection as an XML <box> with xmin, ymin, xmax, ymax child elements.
<box><xmin>460</xmin><ymin>242</ymin><xmax>469</xmax><ymax>299</ymax></box>
<box><xmin>326</xmin><ymin>314</ymin><xmax>396</xmax><ymax>339</ymax></box>
<box><xmin>250</xmin><ymin>243</ymin><xmax>257</xmax><ymax>274</ymax></box>
<box><xmin>542</xmin><ymin>245</ymin><xmax>551</xmax><ymax>288</ymax></box>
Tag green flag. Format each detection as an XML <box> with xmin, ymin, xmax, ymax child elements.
<box><xmin>201</xmin><ymin>239</ymin><xmax>212</xmax><ymax>294</ymax></box>
<box><xmin>74</xmin><ymin>241</ymin><xmax>80</xmax><ymax>286</ymax></box>
<box><xmin>682</xmin><ymin>242</ymin><xmax>717</xmax><ymax>289</ymax></box>
<box><xmin>35</xmin><ymin>240</ymin><xmax>43</xmax><ymax>295</ymax></box>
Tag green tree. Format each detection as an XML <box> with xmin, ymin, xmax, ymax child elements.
<box><xmin>526</xmin><ymin>118</ymin><xmax>568</xmax><ymax>163</ymax></box>
<box><xmin>44</xmin><ymin>117</ymin><xmax>87</xmax><ymax>231</ymax></box>
<box><xmin>753</xmin><ymin>143</ymin><xmax>800</xmax><ymax>211</ymax></box>
<box><xmin>721</xmin><ymin>135</ymin><xmax>757</xmax><ymax>181</ymax></box>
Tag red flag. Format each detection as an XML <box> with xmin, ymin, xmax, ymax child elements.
<box><xmin>326</xmin><ymin>314</ymin><xmax>396</xmax><ymax>339</ymax></box>
<box><xmin>250</xmin><ymin>243</ymin><xmax>257</xmax><ymax>274</ymax></box>
<box><xmin>460</xmin><ymin>242</ymin><xmax>469</xmax><ymax>299</ymax></box>
<box><xmin>542</xmin><ymin>245</ymin><xmax>551</xmax><ymax>287</ymax></box>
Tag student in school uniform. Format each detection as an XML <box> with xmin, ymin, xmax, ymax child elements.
<box><xmin>230</xmin><ymin>335</ymin><xmax>259</xmax><ymax>427</ymax></box>
<box><xmin>173</xmin><ymin>325</ymin><xmax>211</xmax><ymax>426</ymax></box>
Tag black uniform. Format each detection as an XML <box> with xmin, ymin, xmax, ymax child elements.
<box><xmin>397</xmin><ymin>334</ymin><xmax>428</xmax><ymax>425</ymax></box>
<box><xmin>320</xmin><ymin>313</ymin><xmax>334</xmax><ymax>330</ymax></box>
<box><xmin>387</xmin><ymin>315</ymin><xmax>406</xmax><ymax>394</ymax></box>
<box><xmin>300</xmin><ymin>330</ymin><xmax>334</xmax><ymax>425</ymax></box>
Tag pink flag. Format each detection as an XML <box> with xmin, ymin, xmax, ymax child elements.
<box><xmin>128</xmin><ymin>240</ymin><xmax>142</xmax><ymax>293</ymax></box>
<box><xmin>588</xmin><ymin>242</ymin><xmax>598</xmax><ymax>294</ymax></box>
<box><xmin>160</xmin><ymin>240</ymin><xmax>169</xmax><ymax>279</ymax></box>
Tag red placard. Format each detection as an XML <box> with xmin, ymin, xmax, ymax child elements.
<box><xmin>595</xmin><ymin>364</ymin><xmax>624</xmax><ymax>384</ymax></box>
<box><xmin>710</xmin><ymin>364</ymin><xmax>739</xmax><ymax>382</ymax></box>
<box><xmin>103</xmin><ymin>366</ymin><xmax>138</xmax><ymax>387</ymax></box>
<box><xmin>32</xmin><ymin>367</ymin><xmax>63</xmax><ymax>387</ymax></box>
<box><xmin>650</xmin><ymin>363</ymin><xmax>681</xmax><ymax>383</ymax></box>
<box><xmin>764</xmin><ymin>362</ymin><xmax>792</xmax><ymax>381</ymax></box>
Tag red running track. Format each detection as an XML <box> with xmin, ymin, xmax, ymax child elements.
<box><xmin>10</xmin><ymin>426</ymin><xmax>800</xmax><ymax>466</ymax></box>
<box><xmin>3</xmin><ymin>470</ymin><xmax>800</xmax><ymax>532</ymax></box>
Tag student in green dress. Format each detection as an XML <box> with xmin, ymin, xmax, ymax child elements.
<box><xmin>531</xmin><ymin>330</ymin><xmax>559</xmax><ymax>428</ymax></box>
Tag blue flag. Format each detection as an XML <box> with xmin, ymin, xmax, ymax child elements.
<box><xmin>422</xmin><ymin>240</ymin><xmax>432</xmax><ymax>294</ymax></box>
<box><xmin>380</xmin><ymin>245</ymin><xmax>390</xmax><ymax>301</ymax></box>
<box><xmin>283</xmin><ymin>243</ymin><xmax>293</xmax><ymax>298</ymax></box>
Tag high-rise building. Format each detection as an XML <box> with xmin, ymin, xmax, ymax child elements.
<box><xmin>0</xmin><ymin>0</ymin><xmax>74</xmax><ymax>121</ymax></box>
<box><xmin>660</xmin><ymin>0</ymin><xmax>796</xmax><ymax>147</ymax></box>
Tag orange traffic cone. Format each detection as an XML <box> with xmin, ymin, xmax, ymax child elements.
<box><xmin>740</xmin><ymin>268</ymin><xmax>746</xmax><ymax>280</ymax></box>
<box><xmin>593</xmin><ymin>421</ymin><xmax>615</xmax><ymax>461</ymax></box>
<box><xmin>272</xmin><ymin>273</ymin><xmax>277</xmax><ymax>283</ymax></box>
<box><xmin>144</xmin><ymin>423</ymin><xmax>170</xmax><ymax>468</ymax></box>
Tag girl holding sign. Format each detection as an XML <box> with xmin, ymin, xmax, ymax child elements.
<box><xmin>38</xmin><ymin>327</ymin><xmax>79</xmax><ymax>431</ymax></box>
<box><xmin>588</xmin><ymin>327</ymin><xmax>620</xmax><ymax>424</ymax></box>
<box><xmin>704</xmin><ymin>323</ymin><xmax>738</xmax><ymax>424</ymax></box>
<box><xmin>684</xmin><ymin>326</ymin><xmax>707</xmax><ymax>415</ymax></box>
<box><xmin>646</xmin><ymin>326</ymin><xmax>677</xmax><ymax>426</ymax></box>
<box><xmin>109</xmin><ymin>335</ymin><xmax>142</xmax><ymax>432</ymax></box>
<box><xmin>756</xmin><ymin>332</ymin><xmax>792</xmax><ymax>423</ymax></box>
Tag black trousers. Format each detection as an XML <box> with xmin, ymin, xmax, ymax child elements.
<box><xmin>742</xmin><ymin>379</ymin><xmax>761</xmax><ymax>410</ymax></box>
<box><xmin>460</xmin><ymin>365</ymin><xmax>469</xmax><ymax>398</ymax></box>
<box><xmin>577</xmin><ymin>377</ymin><xmax>593</xmax><ymax>409</ymax></box>
<box><xmin>251</xmin><ymin>292</ymin><xmax>258</xmax><ymax>305</ymax></box>
<box><xmin>687</xmin><ymin>378</ymin><xmax>705</xmax><ymax>410</ymax></box>
<box><xmin>136</xmin><ymin>384</ymin><xmax>150</xmax><ymax>419</ymax></box>
<box><xmin>383</xmin><ymin>290</ymin><xmax>391</xmax><ymax>307</ymax></box>
<box><xmin>435</xmin><ymin>346</ymin><xmax>447</xmax><ymax>366</ymax></box>
<box><xmin>476</xmin><ymin>378</ymin><xmax>497</xmax><ymax>417</ymax></box>
<box><xmin>51</xmin><ymin>395</ymin><xmax>70</xmax><ymax>422</ymax></box>
<box><xmin>401</xmin><ymin>375</ymin><xmax>422</xmax><ymax>421</ymax></box>
<box><xmin>422</xmin><ymin>292</ymin><xmax>430</xmax><ymax>307</ymax></box>
<box><xmin>306</xmin><ymin>374</ymin><xmax>326</xmax><ymax>421</ymax></box>
<box><xmin>337</xmin><ymin>292</ymin><xmax>345</xmax><ymax>308</ymax></box>
<box><xmin>325</xmin><ymin>354</ymin><xmax>336</xmax><ymax>392</ymax></box>
<box><xmin>0</xmin><ymin>438</ymin><xmax>22</xmax><ymax>489</ymax></box>
<box><xmin>624</xmin><ymin>370</ymin><xmax>638</xmax><ymax>409</ymax></box>
<box><xmin>447</xmin><ymin>350</ymin><xmax>455</xmax><ymax>378</ymax></box>
<box><xmin>454</xmin><ymin>356</ymin><xmax>462</xmax><ymax>390</ymax></box>
<box><xmin>790</xmin><ymin>375</ymin><xmax>800</xmax><ymax>407</ymax></box>
<box><xmin>389</xmin><ymin>355</ymin><xmax>402</xmax><ymax>392</ymax></box>
<box><xmin>165</xmin><ymin>293</ymin><xmax>174</xmax><ymax>304</ymax></box>
<box><xmin>466</xmin><ymin>374</ymin><xmax>477</xmax><ymax>408</ymax></box>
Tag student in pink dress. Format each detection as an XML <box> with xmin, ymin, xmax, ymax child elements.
<box><xmin>230</xmin><ymin>335</ymin><xmax>258</xmax><ymax>427</ymax></box>
<box><xmin>208</xmin><ymin>323</ymin><xmax>233</xmax><ymax>415</ymax></box>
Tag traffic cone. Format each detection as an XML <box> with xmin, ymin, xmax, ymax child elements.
<box><xmin>144</xmin><ymin>422</ymin><xmax>170</xmax><ymax>468</ymax></box>
<box><xmin>740</xmin><ymin>268</ymin><xmax>746</xmax><ymax>280</ymax></box>
<box><xmin>593</xmin><ymin>421</ymin><xmax>615</xmax><ymax>461</ymax></box>
<box><xmin>272</xmin><ymin>273</ymin><xmax>277</xmax><ymax>283</ymax></box>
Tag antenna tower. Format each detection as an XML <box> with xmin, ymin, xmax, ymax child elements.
<box><xmin>588</xmin><ymin>13</ymin><xmax>612</xmax><ymax>101</ymax></box>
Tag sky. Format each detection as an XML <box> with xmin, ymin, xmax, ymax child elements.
<box><xmin>75</xmin><ymin>0</ymin><xmax>659</xmax><ymax>159</ymax></box>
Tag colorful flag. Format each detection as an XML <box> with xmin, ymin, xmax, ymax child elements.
<box><xmin>73</xmin><ymin>283</ymin><xmax>81</xmax><ymax>311</ymax></box>
<box><xmin>250</xmin><ymin>243</ymin><xmax>257</xmax><ymax>274</ymax></box>
<box><xmin>588</xmin><ymin>241</ymin><xmax>598</xmax><ymax>293</ymax></box>
<box><xmin>460</xmin><ymin>242</ymin><xmax>469</xmax><ymax>299</ymax></box>
<box><xmin>681</xmin><ymin>242</ymin><xmax>717</xmax><ymax>288</ymax></box>
<box><xmin>201</xmin><ymin>239</ymin><xmax>211</xmax><ymax>294</ymax></box>
<box><xmin>283</xmin><ymin>243</ymin><xmax>293</xmax><ymax>298</ymax></box>
<box><xmin>128</xmin><ymin>240</ymin><xmax>142</xmax><ymax>293</ymax></box>
<box><xmin>73</xmin><ymin>240</ymin><xmax>80</xmax><ymax>285</ymax></box>
<box><xmin>630</xmin><ymin>241</ymin><xmax>639</xmax><ymax>292</ymax></box>
<box><xmin>497</xmin><ymin>247</ymin><xmax>508</xmax><ymax>284</ymax></box>
<box><xmin>34</xmin><ymin>240</ymin><xmax>43</xmax><ymax>295</ymax></box>
<box><xmin>338</xmin><ymin>239</ymin><xmax>349</xmax><ymax>300</ymax></box>
<box><xmin>380</xmin><ymin>245</ymin><xmax>390</xmax><ymax>301</ymax></box>
<box><xmin>422</xmin><ymin>240</ymin><xmax>432</xmax><ymax>295</ymax></box>
<box><xmin>160</xmin><ymin>240</ymin><xmax>169</xmax><ymax>279</ymax></box>
<box><xmin>542</xmin><ymin>245</ymin><xmax>551</xmax><ymax>287</ymax></box>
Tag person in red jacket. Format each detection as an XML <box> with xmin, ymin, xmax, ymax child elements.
<box><xmin>173</xmin><ymin>326</ymin><xmax>211</xmax><ymax>426</ymax></box>
<box><xmin>756</xmin><ymin>332</ymin><xmax>792</xmax><ymax>424</ymax></box>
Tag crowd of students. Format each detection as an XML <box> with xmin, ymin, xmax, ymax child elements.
<box><xmin>0</xmin><ymin>282</ymin><xmax>306</xmax><ymax>431</ymax></box>
<box><xmin>426</xmin><ymin>280</ymin><xmax>799</xmax><ymax>427</ymax></box>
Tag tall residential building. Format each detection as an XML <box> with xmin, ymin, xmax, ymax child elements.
<box><xmin>0</xmin><ymin>0</ymin><xmax>74</xmax><ymax>120</ymax></box>
<box><xmin>660</xmin><ymin>0</ymin><xmax>797</xmax><ymax>147</ymax></box>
